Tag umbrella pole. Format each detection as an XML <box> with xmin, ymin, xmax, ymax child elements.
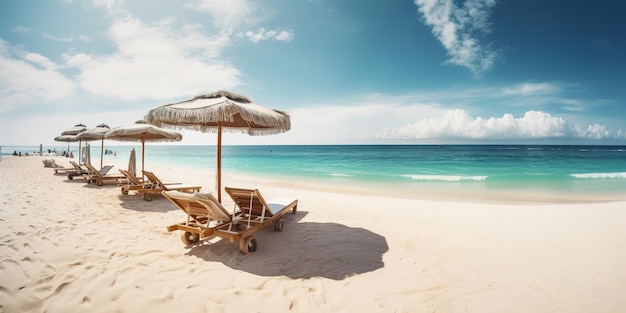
<box><xmin>141</xmin><ymin>134</ymin><xmax>146</xmax><ymax>180</ymax></box>
<box><xmin>216</xmin><ymin>123</ymin><xmax>222</xmax><ymax>203</ymax></box>
<box><xmin>100</xmin><ymin>139</ymin><xmax>104</xmax><ymax>169</ymax></box>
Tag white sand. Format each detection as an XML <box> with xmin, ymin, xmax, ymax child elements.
<box><xmin>1</xmin><ymin>156</ymin><xmax>625</xmax><ymax>313</ymax></box>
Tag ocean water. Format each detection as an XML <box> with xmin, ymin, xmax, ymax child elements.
<box><xmin>4</xmin><ymin>144</ymin><xmax>626</xmax><ymax>198</ymax></box>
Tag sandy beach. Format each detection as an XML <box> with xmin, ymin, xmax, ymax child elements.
<box><xmin>1</xmin><ymin>155</ymin><xmax>625</xmax><ymax>313</ymax></box>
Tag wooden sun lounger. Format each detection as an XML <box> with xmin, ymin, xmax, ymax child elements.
<box><xmin>118</xmin><ymin>169</ymin><xmax>146</xmax><ymax>195</ymax></box>
<box><xmin>47</xmin><ymin>159</ymin><xmax>79</xmax><ymax>174</ymax></box>
<box><xmin>164</xmin><ymin>187</ymin><xmax>297</xmax><ymax>254</ymax></box>
<box><xmin>138</xmin><ymin>170</ymin><xmax>202</xmax><ymax>201</ymax></box>
<box><xmin>67</xmin><ymin>161</ymin><xmax>89</xmax><ymax>180</ymax></box>
<box><xmin>83</xmin><ymin>164</ymin><xmax>125</xmax><ymax>186</ymax></box>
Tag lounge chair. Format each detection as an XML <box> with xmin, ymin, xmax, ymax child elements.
<box><xmin>83</xmin><ymin>164</ymin><xmax>125</xmax><ymax>186</ymax></box>
<box><xmin>164</xmin><ymin>187</ymin><xmax>297</xmax><ymax>254</ymax></box>
<box><xmin>118</xmin><ymin>169</ymin><xmax>145</xmax><ymax>195</ymax></box>
<box><xmin>139</xmin><ymin>170</ymin><xmax>202</xmax><ymax>201</ymax></box>
<box><xmin>67</xmin><ymin>161</ymin><xmax>89</xmax><ymax>180</ymax></box>
<box><xmin>46</xmin><ymin>159</ymin><xmax>77</xmax><ymax>174</ymax></box>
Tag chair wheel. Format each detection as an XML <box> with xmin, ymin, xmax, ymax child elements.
<box><xmin>181</xmin><ymin>231</ymin><xmax>200</xmax><ymax>245</ymax></box>
<box><xmin>239</xmin><ymin>236</ymin><xmax>257</xmax><ymax>254</ymax></box>
<box><xmin>121</xmin><ymin>187</ymin><xmax>129</xmax><ymax>195</ymax></box>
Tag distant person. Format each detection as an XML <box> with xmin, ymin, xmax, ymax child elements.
<box><xmin>12</xmin><ymin>150</ymin><xmax>18</xmax><ymax>156</ymax></box>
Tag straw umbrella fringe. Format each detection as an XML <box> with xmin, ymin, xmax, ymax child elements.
<box><xmin>147</xmin><ymin>91</ymin><xmax>290</xmax><ymax>135</ymax></box>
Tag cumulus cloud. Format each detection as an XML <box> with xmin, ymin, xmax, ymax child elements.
<box><xmin>414</xmin><ymin>0</ymin><xmax>499</xmax><ymax>75</ymax></box>
<box><xmin>243</xmin><ymin>28</ymin><xmax>294</xmax><ymax>43</ymax></box>
<box><xmin>64</xmin><ymin>12</ymin><xmax>241</xmax><ymax>100</ymax></box>
<box><xmin>0</xmin><ymin>39</ymin><xmax>74</xmax><ymax>113</ymax></box>
<box><xmin>382</xmin><ymin>109</ymin><xmax>625</xmax><ymax>140</ymax></box>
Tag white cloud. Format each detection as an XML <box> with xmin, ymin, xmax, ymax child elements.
<box><xmin>243</xmin><ymin>28</ymin><xmax>294</xmax><ymax>43</ymax></box>
<box><xmin>64</xmin><ymin>14</ymin><xmax>241</xmax><ymax>100</ymax></box>
<box><xmin>24</xmin><ymin>53</ymin><xmax>59</xmax><ymax>70</ymax></box>
<box><xmin>184</xmin><ymin>0</ymin><xmax>256</xmax><ymax>31</ymax></box>
<box><xmin>502</xmin><ymin>83</ymin><xmax>560</xmax><ymax>96</ymax></box>
<box><xmin>414</xmin><ymin>0</ymin><xmax>499</xmax><ymax>75</ymax></box>
<box><xmin>382</xmin><ymin>109</ymin><xmax>625</xmax><ymax>140</ymax></box>
<box><xmin>0</xmin><ymin>40</ymin><xmax>74</xmax><ymax>113</ymax></box>
<box><xmin>43</xmin><ymin>32</ymin><xmax>73</xmax><ymax>42</ymax></box>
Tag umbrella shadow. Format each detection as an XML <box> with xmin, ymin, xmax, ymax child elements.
<box><xmin>185</xmin><ymin>211</ymin><xmax>389</xmax><ymax>280</ymax></box>
<box><xmin>117</xmin><ymin>194</ymin><xmax>177</xmax><ymax>212</ymax></box>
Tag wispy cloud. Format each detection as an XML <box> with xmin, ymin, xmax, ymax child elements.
<box><xmin>242</xmin><ymin>28</ymin><xmax>294</xmax><ymax>43</ymax></box>
<box><xmin>0</xmin><ymin>39</ymin><xmax>74</xmax><ymax>113</ymax></box>
<box><xmin>43</xmin><ymin>32</ymin><xmax>74</xmax><ymax>42</ymax></box>
<box><xmin>184</xmin><ymin>0</ymin><xmax>258</xmax><ymax>33</ymax></box>
<box><xmin>414</xmin><ymin>0</ymin><xmax>499</xmax><ymax>76</ymax></box>
<box><xmin>12</xmin><ymin>26</ymin><xmax>31</xmax><ymax>34</ymax></box>
<box><xmin>63</xmin><ymin>6</ymin><xmax>241</xmax><ymax>101</ymax></box>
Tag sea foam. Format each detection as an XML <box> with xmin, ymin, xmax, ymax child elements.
<box><xmin>570</xmin><ymin>172</ymin><xmax>626</xmax><ymax>179</ymax></box>
<box><xmin>401</xmin><ymin>174</ymin><xmax>488</xmax><ymax>182</ymax></box>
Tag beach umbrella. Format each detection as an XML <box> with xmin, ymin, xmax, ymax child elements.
<box><xmin>77</xmin><ymin>123</ymin><xmax>110</xmax><ymax>169</ymax></box>
<box><xmin>128</xmin><ymin>148</ymin><xmax>137</xmax><ymax>177</ymax></box>
<box><xmin>62</xmin><ymin>123</ymin><xmax>87</xmax><ymax>135</ymax></box>
<box><xmin>145</xmin><ymin>90</ymin><xmax>291</xmax><ymax>202</ymax></box>
<box><xmin>54</xmin><ymin>134</ymin><xmax>79</xmax><ymax>158</ymax></box>
<box><xmin>104</xmin><ymin>120</ymin><xmax>182</xmax><ymax>177</ymax></box>
<box><xmin>60</xmin><ymin>123</ymin><xmax>87</xmax><ymax>161</ymax></box>
<box><xmin>81</xmin><ymin>143</ymin><xmax>92</xmax><ymax>166</ymax></box>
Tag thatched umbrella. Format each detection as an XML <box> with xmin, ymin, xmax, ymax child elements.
<box><xmin>77</xmin><ymin>123</ymin><xmax>110</xmax><ymax>169</ymax></box>
<box><xmin>60</xmin><ymin>123</ymin><xmax>87</xmax><ymax>160</ymax></box>
<box><xmin>54</xmin><ymin>134</ymin><xmax>79</xmax><ymax>158</ymax></box>
<box><xmin>104</xmin><ymin>120</ymin><xmax>182</xmax><ymax>177</ymax></box>
<box><xmin>145</xmin><ymin>90</ymin><xmax>291</xmax><ymax>202</ymax></box>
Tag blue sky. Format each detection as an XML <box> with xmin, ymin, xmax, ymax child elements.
<box><xmin>1</xmin><ymin>0</ymin><xmax>625</xmax><ymax>146</ymax></box>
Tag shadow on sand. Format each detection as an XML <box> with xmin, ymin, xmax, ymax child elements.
<box><xmin>117</xmin><ymin>193</ymin><xmax>177</xmax><ymax>212</ymax></box>
<box><xmin>184</xmin><ymin>211</ymin><xmax>389</xmax><ymax>280</ymax></box>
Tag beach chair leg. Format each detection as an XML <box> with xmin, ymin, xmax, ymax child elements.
<box><xmin>239</xmin><ymin>236</ymin><xmax>257</xmax><ymax>254</ymax></box>
<box><xmin>181</xmin><ymin>231</ymin><xmax>200</xmax><ymax>245</ymax></box>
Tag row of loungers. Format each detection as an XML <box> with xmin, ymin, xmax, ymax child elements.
<box><xmin>50</xmin><ymin>160</ymin><xmax>298</xmax><ymax>254</ymax></box>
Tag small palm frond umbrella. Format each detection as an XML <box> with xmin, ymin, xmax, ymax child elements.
<box><xmin>76</xmin><ymin>123</ymin><xmax>110</xmax><ymax>169</ymax></box>
<box><xmin>145</xmin><ymin>90</ymin><xmax>291</xmax><ymax>202</ymax></box>
<box><xmin>104</xmin><ymin>120</ymin><xmax>182</xmax><ymax>177</ymax></box>
<box><xmin>60</xmin><ymin>123</ymin><xmax>88</xmax><ymax>161</ymax></box>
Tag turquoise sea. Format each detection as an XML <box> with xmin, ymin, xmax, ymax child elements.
<box><xmin>3</xmin><ymin>144</ymin><xmax>626</xmax><ymax>199</ymax></box>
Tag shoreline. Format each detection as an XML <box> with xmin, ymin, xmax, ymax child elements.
<box><xmin>7</xmin><ymin>154</ymin><xmax>626</xmax><ymax>204</ymax></box>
